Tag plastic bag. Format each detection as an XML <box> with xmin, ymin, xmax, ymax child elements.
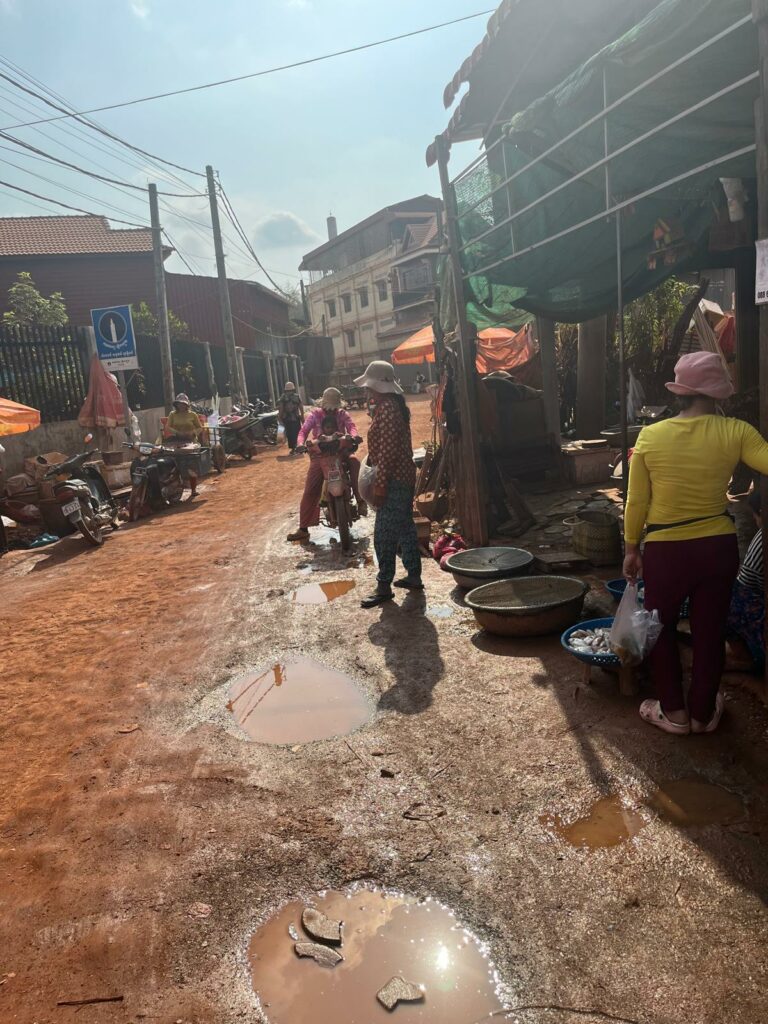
<box><xmin>609</xmin><ymin>581</ymin><xmax>663</xmax><ymax>665</ymax></box>
<box><xmin>358</xmin><ymin>458</ymin><xmax>378</xmax><ymax>505</ymax></box>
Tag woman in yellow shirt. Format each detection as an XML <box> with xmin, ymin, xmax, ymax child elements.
<box><xmin>624</xmin><ymin>352</ymin><xmax>768</xmax><ymax>736</ymax></box>
<box><xmin>165</xmin><ymin>393</ymin><xmax>203</xmax><ymax>497</ymax></box>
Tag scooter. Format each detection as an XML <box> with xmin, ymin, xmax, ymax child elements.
<box><xmin>124</xmin><ymin>441</ymin><xmax>185</xmax><ymax>520</ymax></box>
<box><xmin>296</xmin><ymin>433</ymin><xmax>362</xmax><ymax>553</ymax></box>
<box><xmin>232</xmin><ymin>401</ymin><xmax>279</xmax><ymax>446</ymax></box>
<box><xmin>40</xmin><ymin>441</ymin><xmax>120</xmax><ymax>546</ymax></box>
<box><xmin>217</xmin><ymin>407</ymin><xmax>259</xmax><ymax>460</ymax></box>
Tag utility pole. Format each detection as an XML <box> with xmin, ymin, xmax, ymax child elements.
<box><xmin>206</xmin><ymin>165</ymin><xmax>242</xmax><ymax>405</ymax></box>
<box><xmin>148</xmin><ymin>183</ymin><xmax>175</xmax><ymax>409</ymax></box>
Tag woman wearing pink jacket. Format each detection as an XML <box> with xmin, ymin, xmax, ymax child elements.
<box><xmin>286</xmin><ymin>387</ymin><xmax>366</xmax><ymax>542</ymax></box>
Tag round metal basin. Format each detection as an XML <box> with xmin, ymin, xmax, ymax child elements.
<box><xmin>445</xmin><ymin>546</ymin><xmax>533</xmax><ymax>590</ymax></box>
<box><xmin>465</xmin><ymin>575</ymin><xmax>589</xmax><ymax>637</ymax></box>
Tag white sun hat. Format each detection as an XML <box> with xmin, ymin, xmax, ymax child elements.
<box><xmin>354</xmin><ymin>360</ymin><xmax>404</xmax><ymax>395</ymax></box>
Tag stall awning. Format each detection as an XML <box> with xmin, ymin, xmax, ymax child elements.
<box><xmin>392</xmin><ymin>323</ymin><xmax>538</xmax><ymax>375</ymax></box>
<box><xmin>453</xmin><ymin>0</ymin><xmax>759</xmax><ymax>322</ymax></box>
<box><xmin>0</xmin><ymin>397</ymin><xmax>40</xmax><ymax>436</ymax></box>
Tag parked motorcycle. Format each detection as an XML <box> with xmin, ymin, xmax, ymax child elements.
<box><xmin>296</xmin><ymin>433</ymin><xmax>361</xmax><ymax>552</ymax></box>
<box><xmin>216</xmin><ymin>407</ymin><xmax>259</xmax><ymax>460</ymax></box>
<box><xmin>232</xmin><ymin>401</ymin><xmax>279</xmax><ymax>447</ymax></box>
<box><xmin>40</xmin><ymin>440</ymin><xmax>120</xmax><ymax>546</ymax></box>
<box><xmin>124</xmin><ymin>441</ymin><xmax>185</xmax><ymax>520</ymax></box>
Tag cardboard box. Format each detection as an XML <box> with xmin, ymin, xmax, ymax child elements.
<box><xmin>24</xmin><ymin>452</ymin><xmax>68</xmax><ymax>481</ymax></box>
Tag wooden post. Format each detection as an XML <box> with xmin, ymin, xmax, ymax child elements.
<box><xmin>576</xmin><ymin>316</ymin><xmax>607</xmax><ymax>439</ymax></box>
<box><xmin>536</xmin><ymin>317</ymin><xmax>561</xmax><ymax>446</ymax></box>
<box><xmin>435</xmin><ymin>134</ymin><xmax>487</xmax><ymax>546</ymax></box>
<box><xmin>237</xmin><ymin>348</ymin><xmax>248</xmax><ymax>403</ymax></box>
<box><xmin>202</xmin><ymin>341</ymin><xmax>217</xmax><ymax>400</ymax></box>
<box><xmin>753</xmin><ymin>0</ymin><xmax>768</xmax><ymax>695</ymax></box>
<box><xmin>148</xmin><ymin>183</ymin><xmax>175</xmax><ymax>409</ymax></box>
<box><xmin>206</xmin><ymin>165</ymin><xmax>242</xmax><ymax>404</ymax></box>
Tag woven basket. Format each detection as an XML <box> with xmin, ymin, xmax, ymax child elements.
<box><xmin>565</xmin><ymin>510</ymin><xmax>621</xmax><ymax>567</ymax></box>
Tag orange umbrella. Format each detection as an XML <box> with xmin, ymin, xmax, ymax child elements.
<box><xmin>0</xmin><ymin>397</ymin><xmax>40</xmax><ymax>436</ymax></box>
<box><xmin>391</xmin><ymin>325</ymin><xmax>436</xmax><ymax>365</ymax></box>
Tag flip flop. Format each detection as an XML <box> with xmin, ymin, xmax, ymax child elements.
<box><xmin>361</xmin><ymin>590</ymin><xmax>394</xmax><ymax>609</ymax></box>
<box><xmin>691</xmin><ymin>693</ymin><xmax>725</xmax><ymax>734</ymax></box>
<box><xmin>393</xmin><ymin>577</ymin><xmax>425</xmax><ymax>590</ymax></box>
<box><xmin>639</xmin><ymin>699</ymin><xmax>690</xmax><ymax>735</ymax></box>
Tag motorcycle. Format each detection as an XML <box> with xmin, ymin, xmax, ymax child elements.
<box><xmin>124</xmin><ymin>441</ymin><xmax>185</xmax><ymax>521</ymax></box>
<box><xmin>40</xmin><ymin>440</ymin><xmax>120</xmax><ymax>546</ymax></box>
<box><xmin>232</xmin><ymin>401</ymin><xmax>279</xmax><ymax>447</ymax></box>
<box><xmin>296</xmin><ymin>433</ymin><xmax>362</xmax><ymax>553</ymax></box>
<box><xmin>216</xmin><ymin>406</ymin><xmax>259</xmax><ymax>460</ymax></box>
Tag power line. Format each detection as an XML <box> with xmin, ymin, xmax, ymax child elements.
<box><xmin>0</xmin><ymin>128</ymin><xmax>203</xmax><ymax>196</ymax></box>
<box><xmin>0</xmin><ymin>178</ymin><xmax>148</xmax><ymax>226</ymax></box>
<box><xmin>0</xmin><ymin>62</ymin><xmax>206</xmax><ymax>176</ymax></box>
<box><xmin>0</xmin><ymin>10</ymin><xmax>494</xmax><ymax>128</ymax></box>
<box><xmin>216</xmin><ymin>179</ymin><xmax>290</xmax><ymax>297</ymax></box>
<box><xmin>0</xmin><ymin>54</ymin><xmax>204</xmax><ymax>194</ymax></box>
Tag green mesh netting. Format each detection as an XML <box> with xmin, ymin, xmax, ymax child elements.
<box><xmin>454</xmin><ymin>0</ymin><xmax>758</xmax><ymax>324</ymax></box>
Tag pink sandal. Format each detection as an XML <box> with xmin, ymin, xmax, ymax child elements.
<box><xmin>691</xmin><ymin>693</ymin><xmax>725</xmax><ymax>734</ymax></box>
<box><xmin>639</xmin><ymin>699</ymin><xmax>690</xmax><ymax>735</ymax></box>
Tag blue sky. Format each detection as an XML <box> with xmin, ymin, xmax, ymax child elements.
<box><xmin>0</xmin><ymin>0</ymin><xmax>488</xmax><ymax>290</ymax></box>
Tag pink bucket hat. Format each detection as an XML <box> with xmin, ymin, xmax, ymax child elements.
<box><xmin>665</xmin><ymin>352</ymin><xmax>734</xmax><ymax>400</ymax></box>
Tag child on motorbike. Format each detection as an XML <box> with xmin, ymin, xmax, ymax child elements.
<box><xmin>287</xmin><ymin>388</ymin><xmax>367</xmax><ymax>541</ymax></box>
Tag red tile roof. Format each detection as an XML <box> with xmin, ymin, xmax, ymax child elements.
<box><xmin>0</xmin><ymin>215</ymin><xmax>154</xmax><ymax>257</ymax></box>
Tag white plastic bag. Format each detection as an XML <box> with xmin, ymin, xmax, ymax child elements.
<box><xmin>609</xmin><ymin>582</ymin><xmax>663</xmax><ymax>665</ymax></box>
<box><xmin>358</xmin><ymin>458</ymin><xmax>378</xmax><ymax>505</ymax></box>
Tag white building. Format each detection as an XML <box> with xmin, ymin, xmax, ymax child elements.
<box><xmin>299</xmin><ymin>195</ymin><xmax>443</xmax><ymax>385</ymax></box>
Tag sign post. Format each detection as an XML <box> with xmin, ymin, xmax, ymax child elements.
<box><xmin>90</xmin><ymin>305</ymin><xmax>139</xmax><ymax>438</ymax></box>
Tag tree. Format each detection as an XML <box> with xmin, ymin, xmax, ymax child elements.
<box><xmin>131</xmin><ymin>300</ymin><xmax>192</xmax><ymax>340</ymax></box>
<box><xmin>2</xmin><ymin>271</ymin><xmax>68</xmax><ymax>327</ymax></box>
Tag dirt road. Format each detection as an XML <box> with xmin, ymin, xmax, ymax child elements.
<box><xmin>2</xmin><ymin>394</ymin><xmax>767</xmax><ymax>1023</ymax></box>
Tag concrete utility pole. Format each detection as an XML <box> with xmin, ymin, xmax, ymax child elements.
<box><xmin>148</xmin><ymin>183</ymin><xmax>175</xmax><ymax>408</ymax></box>
<box><xmin>576</xmin><ymin>316</ymin><xmax>607</xmax><ymax>439</ymax></box>
<box><xmin>206</xmin><ymin>165</ymin><xmax>242</xmax><ymax>404</ymax></box>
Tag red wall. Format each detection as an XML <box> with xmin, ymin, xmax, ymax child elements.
<box><xmin>0</xmin><ymin>255</ymin><xmax>290</xmax><ymax>351</ymax></box>
<box><xmin>0</xmin><ymin>253</ymin><xmax>157</xmax><ymax>328</ymax></box>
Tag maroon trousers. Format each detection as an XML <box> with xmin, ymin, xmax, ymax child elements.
<box><xmin>643</xmin><ymin>534</ymin><xmax>739</xmax><ymax>722</ymax></box>
<box><xmin>299</xmin><ymin>453</ymin><xmax>361</xmax><ymax>529</ymax></box>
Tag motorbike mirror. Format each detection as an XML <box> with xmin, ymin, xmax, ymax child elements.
<box><xmin>83</xmin><ymin>433</ymin><xmax>94</xmax><ymax>444</ymax></box>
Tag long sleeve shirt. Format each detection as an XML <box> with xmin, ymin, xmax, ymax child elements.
<box><xmin>166</xmin><ymin>409</ymin><xmax>202</xmax><ymax>439</ymax></box>
<box><xmin>367</xmin><ymin>395</ymin><xmax>417</xmax><ymax>491</ymax></box>
<box><xmin>297</xmin><ymin>407</ymin><xmax>358</xmax><ymax>445</ymax></box>
<box><xmin>624</xmin><ymin>415</ymin><xmax>768</xmax><ymax>544</ymax></box>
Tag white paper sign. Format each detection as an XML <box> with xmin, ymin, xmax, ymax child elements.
<box><xmin>756</xmin><ymin>240</ymin><xmax>768</xmax><ymax>305</ymax></box>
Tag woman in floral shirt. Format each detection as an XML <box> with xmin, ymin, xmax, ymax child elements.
<box><xmin>354</xmin><ymin>360</ymin><xmax>422</xmax><ymax>608</ymax></box>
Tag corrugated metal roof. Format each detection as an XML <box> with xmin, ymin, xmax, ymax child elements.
<box><xmin>0</xmin><ymin>215</ymin><xmax>154</xmax><ymax>256</ymax></box>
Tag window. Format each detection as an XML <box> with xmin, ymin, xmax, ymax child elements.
<box><xmin>341</xmin><ymin>293</ymin><xmax>352</xmax><ymax>313</ymax></box>
<box><xmin>377</xmin><ymin>280</ymin><xmax>388</xmax><ymax>301</ymax></box>
<box><xmin>344</xmin><ymin>329</ymin><xmax>357</xmax><ymax>349</ymax></box>
<box><xmin>358</xmin><ymin>287</ymin><xmax>369</xmax><ymax>308</ymax></box>
<box><xmin>327</xmin><ymin>298</ymin><xmax>337</xmax><ymax>318</ymax></box>
<box><xmin>402</xmin><ymin>264</ymin><xmax>432</xmax><ymax>291</ymax></box>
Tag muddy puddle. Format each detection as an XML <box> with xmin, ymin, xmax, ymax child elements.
<box><xmin>543</xmin><ymin>777</ymin><xmax>745</xmax><ymax>849</ymax></box>
<box><xmin>542</xmin><ymin>796</ymin><xmax>644</xmax><ymax>849</ymax></box>
<box><xmin>292</xmin><ymin>580</ymin><xmax>356</xmax><ymax>605</ymax></box>
<box><xmin>248</xmin><ymin>889</ymin><xmax>505</xmax><ymax>1023</ymax></box>
<box><xmin>226</xmin><ymin>657</ymin><xmax>372</xmax><ymax>744</ymax></box>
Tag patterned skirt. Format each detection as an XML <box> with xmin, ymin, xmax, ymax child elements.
<box><xmin>727</xmin><ymin>579</ymin><xmax>765</xmax><ymax>670</ymax></box>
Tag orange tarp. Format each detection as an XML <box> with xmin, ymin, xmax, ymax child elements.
<box><xmin>391</xmin><ymin>325</ymin><xmax>435</xmax><ymax>365</ymax></box>
<box><xmin>392</xmin><ymin>323</ymin><xmax>537</xmax><ymax>375</ymax></box>
<box><xmin>0</xmin><ymin>397</ymin><xmax>40</xmax><ymax>436</ymax></box>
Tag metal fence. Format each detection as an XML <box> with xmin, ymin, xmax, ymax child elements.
<box><xmin>0</xmin><ymin>324</ymin><xmax>89</xmax><ymax>422</ymax></box>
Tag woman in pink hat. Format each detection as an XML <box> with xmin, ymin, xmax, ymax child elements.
<box><xmin>624</xmin><ymin>351</ymin><xmax>768</xmax><ymax>735</ymax></box>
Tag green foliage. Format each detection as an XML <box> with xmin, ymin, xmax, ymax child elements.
<box><xmin>132</xmin><ymin>300</ymin><xmax>192</xmax><ymax>340</ymax></box>
<box><xmin>622</xmin><ymin>278</ymin><xmax>689</xmax><ymax>374</ymax></box>
<box><xmin>173</xmin><ymin>360</ymin><xmax>196</xmax><ymax>393</ymax></box>
<box><xmin>2</xmin><ymin>271</ymin><xmax>68</xmax><ymax>327</ymax></box>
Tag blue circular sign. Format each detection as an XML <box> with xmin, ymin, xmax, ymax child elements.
<box><xmin>98</xmin><ymin>310</ymin><xmax>128</xmax><ymax>349</ymax></box>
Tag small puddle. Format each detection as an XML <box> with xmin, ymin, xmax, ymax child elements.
<box><xmin>646</xmin><ymin>778</ymin><xmax>745</xmax><ymax>827</ymax></box>
<box><xmin>543</xmin><ymin>777</ymin><xmax>746</xmax><ymax>849</ymax></box>
<box><xmin>226</xmin><ymin>657</ymin><xmax>372</xmax><ymax>744</ymax></box>
<box><xmin>542</xmin><ymin>796</ymin><xmax>644</xmax><ymax>849</ymax></box>
<box><xmin>248</xmin><ymin>889</ymin><xmax>505</xmax><ymax>1023</ymax></box>
<box><xmin>292</xmin><ymin>580</ymin><xmax>356</xmax><ymax>605</ymax></box>
<box><xmin>426</xmin><ymin>604</ymin><xmax>454</xmax><ymax>620</ymax></box>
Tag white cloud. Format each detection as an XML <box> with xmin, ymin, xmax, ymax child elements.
<box><xmin>131</xmin><ymin>0</ymin><xmax>150</xmax><ymax>19</ymax></box>
<box><xmin>253</xmin><ymin>211</ymin><xmax>319</xmax><ymax>249</ymax></box>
